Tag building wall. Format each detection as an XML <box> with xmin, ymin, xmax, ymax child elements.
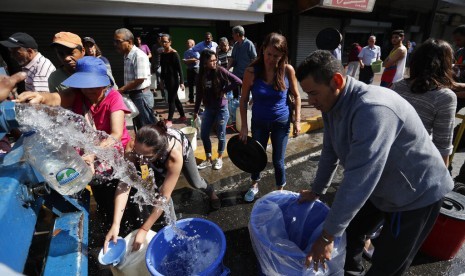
<box><xmin>0</xmin><ymin>13</ymin><xmax>219</xmax><ymax>87</ymax></box>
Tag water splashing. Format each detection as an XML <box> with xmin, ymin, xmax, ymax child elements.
<box><xmin>15</xmin><ymin>103</ymin><xmax>179</xmax><ymax>228</ymax></box>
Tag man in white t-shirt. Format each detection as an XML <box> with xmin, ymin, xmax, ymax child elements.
<box><xmin>357</xmin><ymin>35</ymin><xmax>381</xmax><ymax>84</ymax></box>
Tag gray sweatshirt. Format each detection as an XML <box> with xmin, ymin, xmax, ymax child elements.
<box><xmin>313</xmin><ymin>76</ymin><xmax>453</xmax><ymax>237</ymax></box>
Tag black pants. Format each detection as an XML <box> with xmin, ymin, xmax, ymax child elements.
<box><xmin>186</xmin><ymin>68</ymin><xmax>198</xmax><ymax>102</ymax></box>
<box><xmin>91</xmin><ymin>179</ymin><xmax>152</xmax><ymax>236</ymax></box>
<box><xmin>359</xmin><ymin>65</ymin><xmax>374</xmax><ymax>84</ymax></box>
<box><xmin>454</xmin><ymin>98</ymin><xmax>465</xmax><ymax>182</ymax></box>
<box><xmin>344</xmin><ymin>199</ymin><xmax>442</xmax><ymax>275</ymax></box>
<box><xmin>165</xmin><ymin>80</ymin><xmax>185</xmax><ymax>121</ymax></box>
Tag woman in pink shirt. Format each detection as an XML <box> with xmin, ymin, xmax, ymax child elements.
<box><xmin>18</xmin><ymin>57</ymin><xmax>150</xmax><ymax>234</ymax></box>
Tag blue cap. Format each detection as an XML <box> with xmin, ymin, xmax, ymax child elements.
<box><xmin>62</xmin><ymin>56</ymin><xmax>110</xmax><ymax>88</ymax></box>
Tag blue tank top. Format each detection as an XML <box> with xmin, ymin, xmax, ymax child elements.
<box><xmin>251</xmin><ymin>69</ymin><xmax>289</xmax><ymax>121</ymax></box>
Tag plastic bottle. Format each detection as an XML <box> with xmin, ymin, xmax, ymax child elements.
<box><xmin>22</xmin><ymin>131</ymin><xmax>93</xmax><ymax>195</ymax></box>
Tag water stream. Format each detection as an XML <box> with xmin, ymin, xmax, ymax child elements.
<box><xmin>15</xmin><ymin>103</ymin><xmax>179</xmax><ymax>229</ymax></box>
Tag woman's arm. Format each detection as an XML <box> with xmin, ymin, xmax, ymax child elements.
<box><xmin>174</xmin><ymin>52</ymin><xmax>184</xmax><ymax>88</ymax></box>
<box><xmin>104</xmin><ymin>182</ymin><xmax>131</xmax><ymax>253</ymax></box>
<box><xmin>131</xmin><ymin>144</ymin><xmax>183</xmax><ymax>251</ymax></box>
<box><xmin>286</xmin><ymin>64</ymin><xmax>302</xmax><ymax>136</ymax></box>
<box><xmin>194</xmin><ymin>74</ymin><xmax>203</xmax><ymax>115</ymax></box>
<box><xmin>109</xmin><ymin>110</ymin><xmax>125</xmax><ymax>142</ymax></box>
<box><xmin>239</xmin><ymin>67</ymin><xmax>254</xmax><ymax>142</ymax></box>
<box><xmin>222</xmin><ymin>67</ymin><xmax>242</xmax><ymax>93</ymax></box>
<box><xmin>145</xmin><ymin>46</ymin><xmax>152</xmax><ymax>59</ymax></box>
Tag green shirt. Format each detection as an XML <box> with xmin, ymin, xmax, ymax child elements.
<box><xmin>48</xmin><ymin>67</ymin><xmax>70</xmax><ymax>92</ymax></box>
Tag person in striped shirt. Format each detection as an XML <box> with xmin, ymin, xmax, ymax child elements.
<box><xmin>0</xmin><ymin>32</ymin><xmax>55</xmax><ymax>92</ymax></box>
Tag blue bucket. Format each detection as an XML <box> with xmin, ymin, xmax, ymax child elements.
<box><xmin>249</xmin><ymin>191</ymin><xmax>346</xmax><ymax>275</ymax></box>
<box><xmin>146</xmin><ymin>218</ymin><xmax>229</xmax><ymax>276</ymax></box>
<box><xmin>98</xmin><ymin>237</ymin><xmax>126</xmax><ymax>266</ymax></box>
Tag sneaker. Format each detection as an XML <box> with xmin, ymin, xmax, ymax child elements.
<box><xmin>197</xmin><ymin>160</ymin><xmax>212</xmax><ymax>170</ymax></box>
<box><xmin>213</xmin><ymin>158</ymin><xmax>223</xmax><ymax>170</ymax></box>
<box><xmin>179</xmin><ymin>116</ymin><xmax>187</xmax><ymax>123</ymax></box>
<box><xmin>244</xmin><ymin>186</ymin><xmax>259</xmax><ymax>202</ymax></box>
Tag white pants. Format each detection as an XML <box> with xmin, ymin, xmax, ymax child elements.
<box><xmin>346</xmin><ymin>61</ymin><xmax>360</xmax><ymax>77</ymax></box>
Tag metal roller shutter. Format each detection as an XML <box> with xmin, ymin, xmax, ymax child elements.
<box><xmin>296</xmin><ymin>16</ymin><xmax>341</xmax><ymax>66</ymax></box>
<box><xmin>0</xmin><ymin>13</ymin><xmax>125</xmax><ymax>86</ymax></box>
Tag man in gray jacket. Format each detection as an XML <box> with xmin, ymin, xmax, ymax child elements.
<box><xmin>297</xmin><ymin>50</ymin><xmax>453</xmax><ymax>275</ymax></box>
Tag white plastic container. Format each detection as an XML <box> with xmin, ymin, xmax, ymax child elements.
<box><xmin>122</xmin><ymin>94</ymin><xmax>140</xmax><ymax>119</ymax></box>
<box><xmin>236</xmin><ymin>106</ymin><xmax>252</xmax><ymax>132</ymax></box>
<box><xmin>23</xmin><ymin>131</ymin><xmax>93</xmax><ymax>195</ymax></box>
<box><xmin>110</xmin><ymin>229</ymin><xmax>156</xmax><ymax>276</ymax></box>
<box><xmin>180</xmin><ymin>126</ymin><xmax>197</xmax><ymax>151</ymax></box>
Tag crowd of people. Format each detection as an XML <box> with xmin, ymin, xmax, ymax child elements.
<box><xmin>2</xmin><ymin>22</ymin><xmax>465</xmax><ymax>275</ymax></box>
<box><xmin>0</xmin><ymin>25</ymin><xmax>302</xmax><ymax>260</ymax></box>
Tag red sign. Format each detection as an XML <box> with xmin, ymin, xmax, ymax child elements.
<box><xmin>320</xmin><ymin>0</ymin><xmax>375</xmax><ymax>12</ymax></box>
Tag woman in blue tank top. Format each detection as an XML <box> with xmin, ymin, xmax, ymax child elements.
<box><xmin>239</xmin><ymin>32</ymin><xmax>302</xmax><ymax>202</ymax></box>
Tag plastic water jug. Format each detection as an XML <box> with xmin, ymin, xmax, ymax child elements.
<box><xmin>23</xmin><ymin>131</ymin><xmax>93</xmax><ymax>195</ymax></box>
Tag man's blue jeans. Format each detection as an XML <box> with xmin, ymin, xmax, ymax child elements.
<box><xmin>200</xmin><ymin>105</ymin><xmax>229</xmax><ymax>156</ymax></box>
<box><xmin>251</xmin><ymin>117</ymin><xmax>290</xmax><ymax>187</ymax></box>
<box><xmin>129</xmin><ymin>89</ymin><xmax>156</xmax><ymax>130</ymax></box>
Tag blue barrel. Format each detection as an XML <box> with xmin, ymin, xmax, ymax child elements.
<box><xmin>146</xmin><ymin>218</ymin><xmax>229</xmax><ymax>276</ymax></box>
<box><xmin>249</xmin><ymin>191</ymin><xmax>346</xmax><ymax>275</ymax></box>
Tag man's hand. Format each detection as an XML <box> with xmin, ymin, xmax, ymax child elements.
<box><xmin>298</xmin><ymin>190</ymin><xmax>319</xmax><ymax>203</ymax></box>
<box><xmin>15</xmin><ymin>91</ymin><xmax>44</xmax><ymax>104</ymax></box>
<box><xmin>305</xmin><ymin>235</ymin><xmax>334</xmax><ymax>271</ymax></box>
<box><xmin>0</xmin><ymin>72</ymin><xmax>27</xmax><ymax>101</ymax></box>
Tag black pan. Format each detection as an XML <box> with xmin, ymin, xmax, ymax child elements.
<box><xmin>316</xmin><ymin>28</ymin><xmax>342</xmax><ymax>51</ymax></box>
<box><xmin>227</xmin><ymin>135</ymin><xmax>267</xmax><ymax>174</ymax></box>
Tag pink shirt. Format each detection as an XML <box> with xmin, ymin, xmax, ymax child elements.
<box><xmin>73</xmin><ymin>89</ymin><xmax>131</xmax><ymax>148</ymax></box>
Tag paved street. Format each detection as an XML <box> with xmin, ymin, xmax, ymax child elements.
<box><xmin>90</xmin><ymin>130</ymin><xmax>465</xmax><ymax>276</ymax></box>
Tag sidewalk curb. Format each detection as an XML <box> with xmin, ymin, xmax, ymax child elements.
<box><xmin>175</xmin><ymin>128</ymin><xmax>324</xmax><ymax>193</ymax></box>
<box><xmin>193</xmin><ymin>115</ymin><xmax>324</xmax><ymax>161</ymax></box>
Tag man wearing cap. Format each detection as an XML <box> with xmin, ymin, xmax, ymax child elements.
<box><xmin>48</xmin><ymin>32</ymin><xmax>86</xmax><ymax>92</ymax></box>
<box><xmin>0</xmin><ymin>32</ymin><xmax>55</xmax><ymax>92</ymax></box>
<box><xmin>114</xmin><ymin>28</ymin><xmax>155</xmax><ymax>130</ymax></box>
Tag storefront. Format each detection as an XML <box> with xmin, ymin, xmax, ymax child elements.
<box><xmin>0</xmin><ymin>0</ymin><xmax>272</xmax><ymax>86</ymax></box>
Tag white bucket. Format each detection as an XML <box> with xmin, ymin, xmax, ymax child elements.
<box><xmin>180</xmin><ymin>126</ymin><xmax>197</xmax><ymax>151</ymax></box>
<box><xmin>236</xmin><ymin>107</ymin><xmax>252</xmax><ymax>132</ymax></box>
<box><xmin>110</xmin><ymin>229</ymin><xmax>156</xmax><ymax>276</ymax></box>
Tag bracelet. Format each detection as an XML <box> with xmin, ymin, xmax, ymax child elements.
<box><xmin>139</xmin><ymin>227</ymin><xmax>149</xmax><ymax>232</ymax></box>
<box><xmin>321</xmin><ymin>234</ymin><xmax>332</xmax><ymax>243</ymax></box>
